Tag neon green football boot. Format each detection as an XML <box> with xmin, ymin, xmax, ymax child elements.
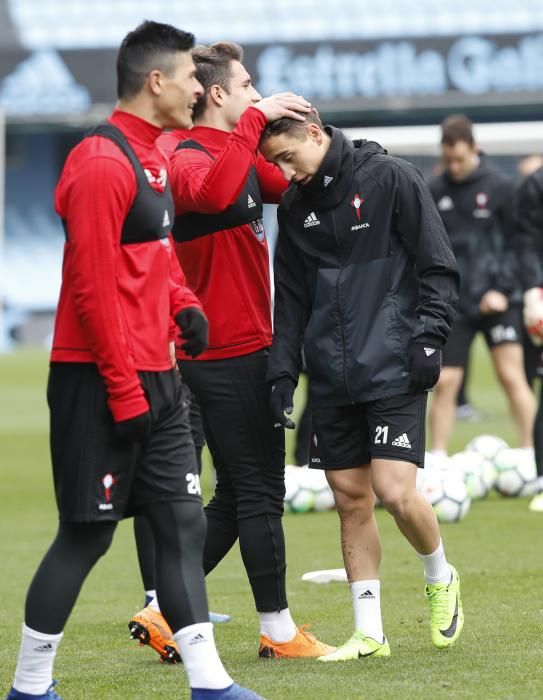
<box><xmin>425</xmin><ymin>564</ymin><xmax>464</xmax><ymax>649</ymax></box>
<box><xmin>317</xmin><ymin>631</ymin><xmax>390</xmax><ymax>662</ymax></box>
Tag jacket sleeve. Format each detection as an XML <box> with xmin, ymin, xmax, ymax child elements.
<box><xmin>490</xmin><ymin>175</ymin><xmax>518</xmax><ymax>297</ymax></box>
<box><xmin>394</xmin><ymin>160</ymin><xmax>460</xmax><ymax>347</ymax></box>
<box><xmin>266</xmin><ymin>206</ymin><xmax>310</xmax><ymax>384</ymax></box>
<box><xmin>255</xmin><ymin>151</ymin><xmax>289</xmax><ymax>203</ymax></box>
<box><xmin>169</xmin><ymin>106</ymin><xmax>268</xmax><ymax>214</ymax></box>
<box><xmin>55</xmin><ymin>154</ymin><xmax>148</xmax><ymax>422</ymax></box>
<box><xmin>513</xmin><ymin>171</ymin><xmax>543</xmax><ymax>290</ymax></box>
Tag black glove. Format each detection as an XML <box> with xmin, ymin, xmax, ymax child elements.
<box><xmin>176</xmin><ymin>307</ymin><xmax>209</xmax><ymax>358</ymax></box>
<box><xmin>408</xmin><ymin>342</ymin><xmax>442</xmax><ymax>393</ymax></box>
<box><xmin>270</xmin><ymin>377</ymin><xmax>296</xmax><ymax>429</ymax></box>
<box><xmin>114</xmin><ymin>411</ymin><xmax>152</xmax><ymax>444</ymax></box>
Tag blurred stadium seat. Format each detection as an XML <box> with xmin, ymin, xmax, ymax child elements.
<box><xmin>4</xmin><ymin>204</ymin><xmax>63</xmax><ymax>310</ymax></box>
<box><xmin>7</xmin><ymin>0</ymin><xmax>543</xmax><ymax>48</ymax></box>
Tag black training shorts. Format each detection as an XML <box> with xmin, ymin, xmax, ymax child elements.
<box><xmin>48</xmin><ymin>363</ymin><xmax>202</xmax><ymax>522</ymax></box>
<box><xmin>442</xmin><ymin>305</ymin><xmax>523</xmax><ymax>368</ymax></box>
<box><xmin>309</xmin><ymin>392</ymin><xmax>427</xmax><ymax>470</ymax></box>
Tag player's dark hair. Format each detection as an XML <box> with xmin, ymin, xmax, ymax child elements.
<box><xmin>117</xmin><ymin>20</ymin><xmax>195</xmax><ymax>99</ymax></box>
<box><xmin>191</xmin><ymin>42</ymin><xmax>244</xmax><ymax>121</ymax></box>
<box><xmin>441</xmin><ymin>114</ymin><xmax>475</xmax><ymax>147</ymax></box>
<box><xmin>260</xmin><ymin>109</ymin><xmax>324</xmax><ymax>145</ymax></box>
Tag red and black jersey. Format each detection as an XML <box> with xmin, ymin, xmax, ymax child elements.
<box><xmin>165</xmin><ymin>106</ymin><xmax>288</xmax><ymax>361</ymax></box>
<box><xmin>52</xmin><ymin>109</ymin><xmax>203</xmax><ymax>423</ymax></box>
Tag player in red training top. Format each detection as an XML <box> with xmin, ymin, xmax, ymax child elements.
<box><xmin>6</xmin><ymin>22</ymin><xmax>264</xmax><ymax>700</ymax></box>
<box><xmin>129</xmin><ymin>41</ymin><xmax>335</xmax><ymax>661</ymax></box>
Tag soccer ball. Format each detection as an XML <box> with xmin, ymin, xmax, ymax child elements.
<box><xmin>417</xmin><ymin>464</ymin><xmax>445</xmax><ymax>506</ymax></box>
<box><xmin>424</xmin><ymin>451</ymin><xmax>450</xmax><ymax>473</ymax></box>
<box><xmin>297</xmin><ymin>467</ymin><xmax>336</xmax><ymax>512</ymax></box>
<box><xmin>494</xmin><ymin>448</ymin><xmax>537</xmax><ymax>497</ymax></box>
<box><xmin>465</xmin><ymin>434</ymin><xmax>509</xmax><ymax>462</ymax></box>
<box><xmin>284</xmin><ymin>465</ymin><xmax>315</xmax><ymax>513</ymax></box>
<box><xmin>432</xmin><ymin>472</ymin><xmax>471</xmax><ymax>523</ymax></box>
<box><xmin>449</xmin><ymin>450</ymin><xmax>496</xmax><ymax>499</ymax></box>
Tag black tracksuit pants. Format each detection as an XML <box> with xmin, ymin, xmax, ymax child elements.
<box><xmin>180</xmin><ymin>348</ymin><xmax>288</xmax><ymax>613</ymax></box>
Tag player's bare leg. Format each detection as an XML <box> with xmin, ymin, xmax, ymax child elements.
<box><xmin>491</xmin><ymin>343</ymin><xmax>536</xmax><ymax>447</ymax></box>
<box><xmin>429</xmin><ymin>366</ymin><xmax>464</xmax><ymax>453</ymax></box>
<box><xmin>319</xmin><ymin>466</ymin><xmax>389</xmax><ymax>661</ymax></box>
<box><xmin>372</xmin><ymin>458</ymin><xmax>464</xmax><ymax>649</ymax></box>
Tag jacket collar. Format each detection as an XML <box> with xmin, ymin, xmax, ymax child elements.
<box><xmin>296</xmin><ymin>126</ymin><xmax>354</xmax><ymax>209</ymax></box>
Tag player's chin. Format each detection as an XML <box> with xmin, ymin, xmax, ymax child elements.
<box><xmin>165</xmin><ymin>111</ymin><xmax>192</xmax><ymax>130</ymax></box>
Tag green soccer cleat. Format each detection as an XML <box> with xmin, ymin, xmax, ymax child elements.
<box><xmin>529</xmin><ymin>492</ymin><xmax>543</xmax><ymax>512</ymax></box>
<box><xmin>317</xmin><ymin>631</ymin><xmax>390</xmax><ymax>662</ymax></box>
<box><xmin>425</xmin><ymin>564</ymin><xmax>464</xmax><ymax>649</ymax></box>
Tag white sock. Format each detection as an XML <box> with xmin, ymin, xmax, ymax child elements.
<box><xmin>430</xmin><ymin>449</ymin><xmax>447</xmax><ymax>458</ymax></box>
<box><xmin>174</xmin><ymin>622</ymin><xmax>232</xmax><ymax>690</ymax></box>
<box><xmin>148</xmin><ymin>594</ymin><xmax>161</xmax><ymax>613</ymax></box>
<box><xmin>350</xmin><ymin>580</ymin><xmax>383</xmax><ymax>642</ymax></box>
<box><xmin>13</xmin><ymin>623</ymin><xmax>63</xmax><ymax>694</ymax></box>
<box><xmin>418</xmin><ymin>540</ymin><xmax>451</xmax><ymax>584</ymax></box>
<box><xmin>258</xmin><ymin>608</ymin><xmax>297</xmax><ymax>643</ymax></box>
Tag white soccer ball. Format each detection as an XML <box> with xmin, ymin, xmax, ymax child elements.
<box><xmin>424</xmin><ymin>452</ymin><xmax>451</xmax><ymax>473</ymax></box>
<box><xmin>523</xmin><ymin>287</ymin><xmax>543</xmax><ymax>345</ymax></box>
<box><xmin>449</xmin><ymin>450</ymin><xmax>496</xmax><ymax>499</ymax></box>
<box><xmin>465</xmin><ymin>434</ymin><xmax>509</xmax><ymax>462</ymax></box>
<box><xmin>417</xmin><ymin>465</ymin><xmax>446</xmax><ymax>506</ymax></box>
<box><xmin>432</xmin><ymin>473</ymin><xmax>471</xmax><ymax>523</ymax></box>
<box><xmin>284</xmin><ymin>465</ymin><xmax>315</xmax><ymax>513</ymax></box>
<box><xmin>494</xmin><ymin>448</ymin><xmax>537</xmax><ymax>497</ymax></box>
<box><xmin>297</xmin><ymin>467</ymin><xmax>336</xmax><ymax>512</ymax></box>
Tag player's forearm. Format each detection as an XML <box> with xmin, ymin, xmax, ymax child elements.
<box><xmin>171</xmin><ymin>109</ymin><xmax>267</xmax><ymax>213</ymax></box>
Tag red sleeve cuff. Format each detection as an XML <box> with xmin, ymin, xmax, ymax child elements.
<box><xmin>108</xmin><ymin>389</ymin><xmax>149</xmax><ymax>423</ymax></box>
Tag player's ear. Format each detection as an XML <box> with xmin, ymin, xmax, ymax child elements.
<box><xmin>147</xmin><ymin>70</ymin><xmax>162</xmax><ymax>96</ymax></box>
<box><xmin>209</xmin><ymin>84</ymin><xmax>223</xmax><ymax>108</ymax></box>
<box><xmin>307</xmin><ymin>123</ymin><xmax>323</xmax><ymax>144</ymax></box>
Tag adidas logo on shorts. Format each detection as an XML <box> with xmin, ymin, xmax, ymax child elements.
<box><xmin>391</xmin><ymin>433</ymin><xmax>411</xmax><ymax>448</ymax></box>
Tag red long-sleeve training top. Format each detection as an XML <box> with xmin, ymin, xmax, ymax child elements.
<box><xmin>162</xmin><ymin>106</ymin><xmax>288</xmax><ymax>361</ymax></box>
<box><xmin>52</xmin><ymin>109</ymin><xmax>202</xmax><ymax>422</ymax></box>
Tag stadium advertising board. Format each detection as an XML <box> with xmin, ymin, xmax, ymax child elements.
<box><xmin>0</xmin><ymin>32</ymin><xmax>542</xmax><ymax>118</ymax></box>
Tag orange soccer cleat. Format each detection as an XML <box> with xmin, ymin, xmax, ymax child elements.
<box><xmin>128</xmin><ymin>606</ymin><xmax>181</xmax><ymax>664</ymax></box>
<box><xmin>258</xmin><ymin>624</ymin><xmax>336</xmax><ymax>659</ymax></box>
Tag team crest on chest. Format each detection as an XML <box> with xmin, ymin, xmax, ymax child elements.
<box><xmin>351</xmin><ymin>193</ymin><xmax>370</xmax><ymax>231</ymax></box>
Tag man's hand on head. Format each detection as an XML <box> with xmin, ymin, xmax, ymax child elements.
<box><xmin>254</xmin><ymin>93</ymin><xmax>311</xmax><ymax>122</ymax></box>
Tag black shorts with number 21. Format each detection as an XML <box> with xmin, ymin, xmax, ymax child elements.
<box><xmin>309</xmin><ymin>392</ymin><xmax>427</xmax><ymax>470</ymax></box>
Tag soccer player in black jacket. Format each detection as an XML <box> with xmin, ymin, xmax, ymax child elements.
<box><xmin>428</xmin><ymin>115</ymin><xmax>536</xmax><ymax>457</ymax></box>
<box><xmin>514</xmin><ymin>164</ymin><xmax>543</xmax><ymax>511</ymax></box>
<box><xmin>259</xmin><ymin>110</ymin><xmax>464</xmax><ymax>659</ymax></box>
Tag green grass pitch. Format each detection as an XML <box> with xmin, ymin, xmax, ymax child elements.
<box><xmin>1</xmin><ymin>340</ymin><xmax>542</xmax><ymax>699</ymax></box>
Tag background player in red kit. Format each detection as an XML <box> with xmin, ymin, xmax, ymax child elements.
<box><xmin>5</xmin><ymin>22</ymin><xmax>263</xmax><ymax>700</ymax></box>
<box><xmin>130</xmin><ymin>41</ymin><xmax>335</xmax><ymax>660</ymax></box>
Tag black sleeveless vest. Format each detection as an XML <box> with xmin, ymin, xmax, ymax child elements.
<box><xmin>171</xmin><ymin>139</ymin><xmax>265</xmax><ymax>243</ymax></box>
<box><xmin>63</xmin><ymin>123</ymin><xmax>174</xmax><ymax>245</ymax></box>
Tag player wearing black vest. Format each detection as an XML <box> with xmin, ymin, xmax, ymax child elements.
<box><xmin>427</xmin><ymin>115</ymin><xmax>535</xmax><ymax>457</ymax></box>
<box><xmin>6</xmin><ymin>23</ymin><xmax>264</xmax><ymax>700</ymax></box>
<box><xmin>130</xmin><ymin>42</ymin><xmax>335</xmax><ymax>661</ymax></box>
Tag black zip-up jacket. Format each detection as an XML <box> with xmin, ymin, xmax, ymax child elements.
<box><xmin>267</xmin><ymin>127</ymin><xmax>459</xmax><ymax>408</ymax></box>
<box><xmin>514</xmin><ymin>165</ymin><xmax>543</xmax><ymax>290</ymax></box>
<box><xmin>429</xmin><ymin>159</ymin><xmax>518</xmax><ymax>320</ymax></box>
